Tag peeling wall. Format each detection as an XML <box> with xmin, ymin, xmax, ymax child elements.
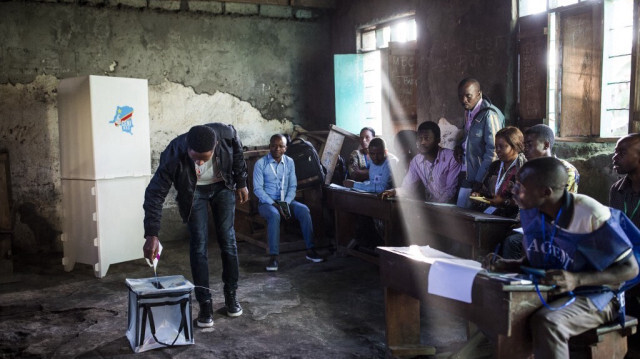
<box><xmin>0</xmin><ymin>1</ymin><xmax>333</xmax><ymax>252</ymax></box>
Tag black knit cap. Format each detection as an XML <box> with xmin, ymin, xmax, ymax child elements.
<box><xmin>186</xmin><ymin>125</ymin><xmax>216</xmax><ymax>153</ymax></box>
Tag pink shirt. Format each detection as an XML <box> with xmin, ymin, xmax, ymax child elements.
<box><xmin>400</xmin><ymin>148</ymin><xmax>461</xmax><ymax>203</ymax></box>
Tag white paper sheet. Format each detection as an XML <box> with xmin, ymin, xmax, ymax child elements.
<box><xmin>427</xmin><ymin>259</ymin><xmax>484</xmax><ymax>303</ymax></box>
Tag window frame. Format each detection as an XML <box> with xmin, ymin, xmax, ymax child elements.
<box><xmin>517</xmin><ymin>0</ymin><xmax>635</xmax><ymax>141</ymax></box>
<box><xmin>356</xmin><ymin>14</ymin><xmax>416</xmax><ymax>54</ymax></box>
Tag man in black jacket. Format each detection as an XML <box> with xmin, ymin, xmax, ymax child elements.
<box><xmin>143</xmin><ymin>124</ymin><xmax>249</xmax><ymax>328</ymax></box>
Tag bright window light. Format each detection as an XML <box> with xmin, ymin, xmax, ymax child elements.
<box><xmin>549</xmin><ymin>0</ymin><xmax>579</xmax><ymax>9</ymax></box>
<box><xmin>519</xmin><ymin>0</ymin><xmax>546</xmax><ymax>16</ymax></box>
<box><xmin>391</xmin><ymin>22</ymin><xmax>407</xmax><ymax>43</ymax></box>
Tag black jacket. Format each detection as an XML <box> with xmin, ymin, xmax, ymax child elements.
<box><xmin>143</xmin><ymin>123</ymin><xmax>248</xmax><ymax>237</ymax></box>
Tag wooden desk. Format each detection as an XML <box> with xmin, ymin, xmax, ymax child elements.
<box><xmin>327</xmin><ymin>186</ymin><xmax>401</xmax><ymax>264</ymax></box>
<box><xmin>327</xmin><ymin>185</ymin><xmax>518</xmax><ymax>263</ymax></box>
<box><xmin>396</xmin><ymin>199</ymin><xmax>518</xmax><ymax>260</ymax></box>
<box><xmin>378</xmin><ymin>247</ymin><xmax>546</xmax><ymax>359</ymax></box>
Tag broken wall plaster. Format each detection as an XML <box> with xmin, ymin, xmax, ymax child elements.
<box><xmin>1</xmin><ymin>75</ymin><xmax>294</xmax><ymax>252</ymax></box>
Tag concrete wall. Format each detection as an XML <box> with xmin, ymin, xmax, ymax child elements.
<box><xmin>331</xmin><ymin>0</ymin><xmax>621</xmax><ymax>204</ymax></box>
<box><xmin>0</xmin><ymin>1</ymin><xmax>333</xmax><ymax>252</ymax></box>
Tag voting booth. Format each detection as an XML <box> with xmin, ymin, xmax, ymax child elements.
<box><xmin>57</xmin><ymin>75</ymin><xmax>151</xmax><ymax>277</ymax></box>
<box><xmin>126</xmin><ymin>275</ymin><xmax>195</xmax><ymax>353</ymax></box>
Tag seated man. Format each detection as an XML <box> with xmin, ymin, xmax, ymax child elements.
<box><xmin>343</xmin><ymin>137</ymin><xmax>397</xmax><ymax>194</ymax></box>
<box><xmin>610</xmin><ymin>133</ymin><xmax>640</xmax><ymax>347</ymax></box>
<box><xmin>491</xmin><ymin>157</ymin><xmax>639</xmax><ymax>358</ymax></box>
<box><xmin>253</xmin><ymin>134</ymin><xmax>323</xmax><ymax>272</ymax></box>
<box><xmin>523</xmin><ymin>124</ymin><xmax>579</xmax><ymax>192</ymax></box>
<box><xmin>382</xmin><ymin>121</ymin><xmax>461</xmax><ymax>203</ymax></box>
<box><xmin>502</xmin><ymin>124</ymin><xmax>580</xmax><ymax>259</ymax></box>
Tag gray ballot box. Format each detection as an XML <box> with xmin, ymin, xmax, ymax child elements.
<box><xmin>126</xmin><ymin>275</ymin><xmax>195</xmax><ymax>352</ymax></box>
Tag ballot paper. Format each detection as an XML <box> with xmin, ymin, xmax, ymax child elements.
<box><xmin>385</xmin><ymin>245</ymin><xmax>484</xmax><ymax>303</ymax></box>
<box><xmin>427</xmin><ymin>258</ymin><xmax>484</xmax><ymax>303</ymax></box>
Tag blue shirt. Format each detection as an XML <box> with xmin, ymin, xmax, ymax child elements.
<box><xmin>253</xmin><ymin>153</ymin><xmax>297</xmax><ymax>204</ymax></box>
<box><xmin>353</xmin><ymin>156</ymin><xmax>396</xmax><ymax>194</ymax></box>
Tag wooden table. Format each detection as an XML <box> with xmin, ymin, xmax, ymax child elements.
<box><xmin>327</xmin><ymin>186</ymin><xmax>401</xmax><ymax>263</ymax></box>
<box><xmin>326</xmin><ymin>185</ymin><xmax>518</xmax><ymax>263</ymax></box>
<box><xmin>378</xmin><ymin>247</ymin><xmax>547</xmax><ymax>359</ymax></box>
<box><xmin>396</xmin><ymin>199</ymin><xmax>518</xmax><ymax>260</ymax></box>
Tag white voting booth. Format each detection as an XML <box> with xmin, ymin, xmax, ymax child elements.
<box><xmin>58</xmin><ymin>75</ymin><xmax>151</xmax><ymax>278</ymax></box>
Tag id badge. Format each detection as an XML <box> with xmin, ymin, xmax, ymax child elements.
<box><xmin>484</xmin><ymin>206</ymin><xmax>498</xmax><ymax>214</ymax></box>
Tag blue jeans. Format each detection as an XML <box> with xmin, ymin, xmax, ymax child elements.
<box><xmin>187</xmin><ymin>182</ymin><xmax>239</xmax><ymax>303</ymax></box>
<box><xmin>258</xmin><ymin>200</ymin><xmax>314</xmax><ymax>255</ymax></box>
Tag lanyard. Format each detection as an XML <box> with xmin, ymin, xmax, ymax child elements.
<box><xmin>495</xmin><ymin>160</ymin><xmax>517</xmax><ymax>195</ymax></box>
<box><xmin>541</xmin><ymin>208</ymin><xmax>563</xmax><ymax>268</ymax></box>
<box><xmin>269</xmin><ymin>159</ymin><xmax>286</xmax><ymax>201</ymax></box>
<box><xmin>624</xmin><ymin>195</ymin><xmax>640</xmax><ymax>220</ymax></box>
<box><xmin>424</xmin><ymin>152</ymin><xmax>439</xmax><ymax>182</ymax></box>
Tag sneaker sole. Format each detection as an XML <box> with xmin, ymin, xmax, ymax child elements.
<box><xmin>266</xmin><ymin>267</ymin><xmax>278</xmax><ymax>271</ymax></box>
<box><xmin>227</xmin><ymin>309</ymin><xmax>243</xmax><ymax>317</ymax></box>
<box><xmin>197</xmin><ymin>320</ymin><xmax>214</xmax><ymax>328</ymax></box>
<box><xmin>306</xmin><ymin>256</ymin><xmax>323</xmax><ymax>263</ymax></box>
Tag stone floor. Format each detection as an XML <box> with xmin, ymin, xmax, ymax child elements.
<box><xmin>2</xmin><ymin>237</ymin><xmax>639</xmax><ymax>359</ymax></box>
<box><xmin>0</xmin><ymin>238</ymin><xmax>469</xmax><ymax>359</ymax></box>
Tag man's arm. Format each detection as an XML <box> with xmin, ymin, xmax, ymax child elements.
<box><xmin>544</xmin><ymin>251</ymin><xmax>639</xmax><ymax>295</ymax></box>
<box><xmin>473</xmin><ymin>111</ymin><xmax>502</xmax><ymax>183</ymax></box>
<box><xmin>252</xmin><ymin>157</ymin><xmax>275</xmax><ymax>205</ymax></box>
<box><xmin>142</xmin><ymin>146</ymin><xmax>176</xmax><ymax>261</ymax></box>
<box><xmin>393</xmin><ymin>157</ymin><xmax>421</xmax><ymax>197</ymax></box>
<box><xmin>229</xmin><ymin>125</ymin><xmax>248</xmax><ymax>190</ymax></box>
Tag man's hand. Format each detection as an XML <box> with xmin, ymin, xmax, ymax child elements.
<box><xmin>272</xmin><ymin>202</ymin><xmax>287</xmax><ymax>219</ymax></box>
<box><xmin>483</xmin><ymin>255</ymin><xmax>524</xmax><ymax>273</ymax></box>
<box><xmin>471</xmin><ymin>181</ymin><xmax>483</xmax><ymax>193</ymax></box>
<box><xmin>143</xmin><ymin>235</ymin><xmax>160</xmax><ymax>263</ymax></box>
<box><xmin>454</xmin><ymin>145</ymin><xmax>464</xmax><ymax>164</ymax></box>
<box><xmin>543</xmin><ymin>269</ymin><xmax>579</xmax><ymax>295</ymax></box>
<box><xmin>236</xmin><ymin>187</ymin><xmax>249</xmax><ymax>204</ymax></box>
<box><xmin>343</xmin><ymin>179</ymin><xmax>355</xmax><ymax>188</ymax></box>
<box><xmin>380</xmin><ymin>189</ymin><xmax>397</xmax><ymax>200</ymax></box>
<box><xmin>488</xmin><ymin>195</ymin><xmax>505</xmax><ymax>207</ymax></box>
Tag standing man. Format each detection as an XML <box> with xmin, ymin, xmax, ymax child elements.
<box><xmin>253</xmin><ymin>134</ymin><xmax>323</xmax><ymax>272</ymax></box>
<box><xmin>456</xmin><ymin>78</ymin><xmax>505</xmax><ymax>208</ymax></box>
<box><xmin>143</xmin><ymin>124</ymin><xmax>248</xmax><ymax>328</ymax></box>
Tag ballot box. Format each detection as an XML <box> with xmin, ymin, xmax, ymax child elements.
<box><xmin>126</xmin><ymin>275</ymin><xmax>195</xmax><ymax>353</ymax></box>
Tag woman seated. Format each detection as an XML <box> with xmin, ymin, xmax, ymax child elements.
<box><xmin>348</xmin><ymin>127</ymin><xmax>375</xmax><ymax>181</ymax></box>
<box><xmin>471</xmin><ymin>126</ymin><xmax>526</xmax><ymax>218</ymax></box>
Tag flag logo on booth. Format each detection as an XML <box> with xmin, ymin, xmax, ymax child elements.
<box><xmin>110</xmin><ymin>106</ymin><xmax>134</xmax><ymax>135</ymax></box>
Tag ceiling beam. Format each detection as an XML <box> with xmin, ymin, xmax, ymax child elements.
<box><xmin>216</xmin><ymin>0</ymin><xmax>335</xmax><ymax>9</ymax></box>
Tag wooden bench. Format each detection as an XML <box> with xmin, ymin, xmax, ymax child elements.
<box><xmin>235</xmin><ymin>148</ymin><xmax>326</xmax><ymax>253</ymax></box>
<box><xmin>569</xmin><ymin>316</ymin><xmax>637</xmax><ymax>359</ymax></box>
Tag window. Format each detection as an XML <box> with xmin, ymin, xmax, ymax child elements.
<box><xmin>518</xmin><ymin>0</ymin><xmax>633</xmax><ymax>138</ymax></box>
<box><xmin>358</xmin><ymin>18</ymin><xmax>416</xmax><ymax>53</ymax></box>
